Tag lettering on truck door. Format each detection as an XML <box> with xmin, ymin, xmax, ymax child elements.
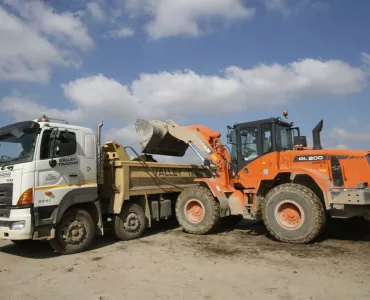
<box><xmin>34</xmin><ymin>127</ymin><xmax>83</xmax><ymax>207</ymax></box>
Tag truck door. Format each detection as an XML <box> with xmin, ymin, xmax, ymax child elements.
<box><xmin>33</xmin><ymin>127</ymin><xmax>84</xmax><ymax>207</ymax></box>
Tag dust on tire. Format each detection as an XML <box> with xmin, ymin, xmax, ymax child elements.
<box><xmin>175</xmin><ymin>185</ymin><xmax>220</xmax><ymax>235</ymax></box>
<box><xmin>262</xmin><ymin>183</ymin><xmax>326</xmax><ymax>244</ymax></box>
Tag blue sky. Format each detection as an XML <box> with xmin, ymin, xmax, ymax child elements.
<box><xmin>0</xmin><ymin>0</ymin><xmax>369</xmax><ymax>162</ymax></box>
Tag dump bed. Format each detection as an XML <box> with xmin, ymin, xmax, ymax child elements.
<box><xmin>100</xmin><ymin>141</ymin><xmax>211</xmax><ymax>214</ymax></box>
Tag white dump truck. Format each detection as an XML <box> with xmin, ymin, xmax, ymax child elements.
<box><xmin>0</xmin><ymin>116</ymin><xmax>211</xmax><ymax>254</ymax></box>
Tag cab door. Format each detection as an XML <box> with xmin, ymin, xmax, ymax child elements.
<box><xmin>33</xmin><ymin>127</ymin><xmax>83</xmax><ymax>208</ymax></box>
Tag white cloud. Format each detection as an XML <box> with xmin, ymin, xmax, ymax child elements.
<box><xmin>348</xmin><ymin>117</ymin><xmax>359</xmax><ymax>125</ymax></box>
<box><xmin>0</xmin><ymin>95</ymin><xmax>79</xmax><ymax>122</ymax></box>
<box><xmin>362</xmin><ymin>52</ymin><xmax>370</xmax><ymax>65</ymax></box>
<box><xmin>331</xmin><ymin>127</ymin><xmax>370</xmax><ymax>143</ymax></box>
<box><xmin>61</xmin><ymin>74</ymin><xmax>140</xmax><ymax>123</ymax></box>
<box><xmin>106</xmin><ymin>27</ymin><xmax>135</xmax><ymax>39</ymax></box>
<box><xmin>87</xmin><ymin>2</ymin><xmax>106</xmax><ymax>22</ymax></box>
<box><xmin>1</xmin><ymin>55</ymin><xmax>368</xmax><ymax>157</ymax></box>
<box><xmin>1</xmin><ymin>57</ymin><xmax>367</xmax><ymax>125</ymax></box>
<box><xmin>0</xmin><ymin>7</ymin><xmax>66</xmax><ymax>83</ymax></box>
<box><xmin>265</xmin><ymin>0</ymin><xmax>291</xmax><ymax>16</ymax></box>
<box><xmin>264</xmin><ymin>0</ymin><xmax>325</xmax><ymax>17</ymax></box>
<box><xmin>361</xmin><ymin>52</ymin><xmax>370</xmax><ymax>74</ymax></box>
<box><xmin>4</xmin><ymin>0</ymin><xmax>93</xmax><ymax>51</ymax></box>
<box><xmin>105</xmin><ymin>125</ymin><xmax>139</xmax><ymax>147</ymax></box>
<box><xmin>0</xmin><ymin>1</ymin><xmax>93</xmax><ymax>83</ymax></box>
<box><xmin>125</xmin><ymin>0</ymin><xmax>255</xmax><ymax>39</ymax></box>
<box><xmin>332</xmin><ymin>144</ymin><xmax>349</xmax><ymax>150</ymax></box>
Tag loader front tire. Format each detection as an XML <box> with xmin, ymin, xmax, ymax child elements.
<box><xmin>176</xmin><ymin>185</ymin><xmax>220</xmax><ymax>235</ymax></box>
<box><xmin>262</xmin><ymin>183</ymin><xmax>326</xmax><ymax>244</ymax></box>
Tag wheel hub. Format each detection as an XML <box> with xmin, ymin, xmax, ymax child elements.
<box><xmin>275</xmin><ymin>200</ymin><xmax>305</xmax><ymax>230</ymax></box>
<box><xmin>184</xmin><ymin>199</ymin><xmax>205</xmax><ymax>223</ymax></box>
<box><xmin>123</xmin><ymin>213</ymin><xmax>141</xmax><ymax>232</ymax></box>
<box><xmin>62</xmin><ymin>220</ymin><xmax>86</xmax><ymax>245</ymax></box>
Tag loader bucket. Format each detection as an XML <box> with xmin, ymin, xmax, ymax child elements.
<box><xmin>134</xmin><ymin>119</ymin><xmax>189</xmax><ymax>157</ymax></box>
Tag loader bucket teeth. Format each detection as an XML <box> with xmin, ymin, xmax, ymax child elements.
<box><xmin>134</xmin><ymin>119</ymin><xmax>189</xmax><ymax>157</ymax></box>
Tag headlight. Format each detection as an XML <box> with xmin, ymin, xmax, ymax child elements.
<box><xmin>10</xmin><ymin>221</ymin><xmax>26</xmax><ymax>230</ymax></box>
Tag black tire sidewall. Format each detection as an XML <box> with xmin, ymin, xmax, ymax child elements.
<box><xmin>265</xmin><ymin>189</ymin><xmax>317</xmax><ymax>241</ymax></box>
<box><xmin>50</xmin><ymin>209</ymin><xmax>95</xmax><ymax>255</ymax></box>
<box><xmin>113</xmin><ymin>203</ymin><xmax>146</xmax><ymax>241</ymax></box>
<box><xmin>176</xmin><ymin>189</ymin><xmax>216</xmax><ymax>233</ymax></box>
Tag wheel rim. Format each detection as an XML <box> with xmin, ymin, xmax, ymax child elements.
<box><xmin>123</xmin><ymin>212</ymin><xmax>141</xmax><ymax>232</ymax></box>
<box><xmin>184</xmin><ymin>199</ymin><xmax>205</xmax><ymax>223</ymax></box>
<box><xmin>274</xmin><ymin>200</ymin><xmax>305</xmax><ymax>230</ymax></box>
<box><xmin>61</xmin><ymin>220</ymin><xmax>87</xmax><ymax>245</ymax></box>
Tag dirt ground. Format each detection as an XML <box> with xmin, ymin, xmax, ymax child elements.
<box><xmin>1</xmin><ymin>218</ymin><xmax>370</xmax><ymax>300</ymax></box>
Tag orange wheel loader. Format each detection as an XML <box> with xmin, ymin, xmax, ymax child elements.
<box><xmin>134</xmin><ymin>111</ymin><xmax>370</xmax><ymax>244</ymax></box>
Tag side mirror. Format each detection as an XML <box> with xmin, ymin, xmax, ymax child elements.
<box><xmin>49</xmin><ymin>159</ymin><xmax>57</xmax><ymax>168</ymax></box>
<box><xmin>294</xmin><ymin>136</ymin><xmax>307</xmax><ymax>148</ymax></box>
<box><xmin>49</xmin><ymin>128</ymin><xmax>61</xmax><ymax>168</ymax></box>
<box><xmin>226</xmin><ymin>126</ymin><xmax>234</xmax><ymax>144</ymax></box>
<box><xmin>203</xmin><ymin>158</ymin><xmax>211</xmax><ymax>167</ymax></box>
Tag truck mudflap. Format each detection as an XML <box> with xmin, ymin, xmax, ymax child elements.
<box><xmin>134</xmin><ymin>119</ymin><xmax>189</xmax><ymax>157</ymax></box>
<box><xmin>328</xmin><ymin>188</ymin><xmax>370</xmax><ymax>205</ymax></box>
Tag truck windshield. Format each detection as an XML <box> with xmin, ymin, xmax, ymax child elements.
<box><xmin>275</xmin><ymin>124</ymin><xmax>297</xmax><ymax>150</ymax></box>
<box><xmin>0</xmin><ymin>131</ymin><xmax>38</xmax><ymax>167</ymax></box>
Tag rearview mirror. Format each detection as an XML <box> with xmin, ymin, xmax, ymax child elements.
<box><xmin>294</xmin><ymin>136</ymin><xmax>307</xmax><ymax>147</ymax></box>
<box><xmin>226</xmin><ymin>126</ymin><xmax>234</xmax><ymax>144</ymax></box>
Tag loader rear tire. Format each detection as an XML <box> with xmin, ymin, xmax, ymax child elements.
<box><xmin>262</xmin><ymin>183</ymin><xmax>326</xmax><ymax>244</ymax></box>
<box><xmin>176</xmin><ymin>185</ymin><xmax>220</xmax><ymax>235</ymax></box>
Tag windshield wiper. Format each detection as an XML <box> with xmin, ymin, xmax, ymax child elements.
<box><xmin>1</xmin><ymin>158</ymin><xmax>17</xmax><ymax>170</ymax></box>
<box><xmin>1</xmin><ymin>156</ymin><xmax>31</xmax><ymax>170</ymax></box>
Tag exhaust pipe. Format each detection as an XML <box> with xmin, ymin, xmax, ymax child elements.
<box><xmin>312</xmin><ymin>119</ymin><xmax>323</xmax><ymax>150</ymax></box>
<box><xmin>97</xmin><ymin>121</ymin><xmax>104</xmax><ymax>185</ymax></box>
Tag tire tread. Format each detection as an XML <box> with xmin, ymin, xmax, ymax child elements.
<box><xmin>261</xmin><ymin>183</ymin><xmax>326</xmax><ymax>244</ymax></box>
<box><xmin>176</xmin><ymin>185</ymin><xmax>220</xmax><ymax>235</ymax></box>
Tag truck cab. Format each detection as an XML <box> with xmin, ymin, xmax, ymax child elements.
<box><xmin>0</xmin><ymin>117</ymin><xmax>98</xmax><ymax>247</ymax></box>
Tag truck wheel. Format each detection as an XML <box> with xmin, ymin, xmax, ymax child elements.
<box><xmin>176</xmin><ymin>185</ymin><xmax>220</xmax><ymax>235</ymax></box>
<box><xmin>112</xmin><ymin>203</ymin><xmax>146</xmax><ymax>241</ymax></box>
<box><xmin>49</xmin><ymin>209</ymin><xmax>96</xmax><ymax>255</ymax></box>
<box><xmin>262</xmin><ymin>183</ymin><xmax>326</xmax><ymax>244</ymax></box>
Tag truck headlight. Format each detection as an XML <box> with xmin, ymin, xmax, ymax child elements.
<box><xmin>10</xmin><ymin>221</ymin><xmax>26</xmax><ymax>230</ymax></box>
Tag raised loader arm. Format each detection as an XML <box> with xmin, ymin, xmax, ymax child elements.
<box><xmin>134</xmin><ymin>119</ymin><xmax>233</xmax><ymax>188</ymax></box>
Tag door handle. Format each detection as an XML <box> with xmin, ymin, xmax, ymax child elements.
<box><xmin>69</xmin><ymin>174</ymin><xmax>78</xmax><ymax>178</ymax></box>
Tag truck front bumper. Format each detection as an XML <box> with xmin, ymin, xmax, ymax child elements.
<box><xmin>0</xmin><ymin>208</ymin><xmax>33</xmax><ymax>240</ymax></box>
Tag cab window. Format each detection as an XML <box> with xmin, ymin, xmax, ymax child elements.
<box><xmin>40</xmin><ymin>129</ymin><xmax>77</xmax><ymax>159</ymax></box>
<box><xmin>240</xmin><ymin>126</ymin><xmax>258</xmax><ymax>162</ymax></box>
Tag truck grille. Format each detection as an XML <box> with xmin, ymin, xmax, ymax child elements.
<box><xmin>0</xmin><ymin>183</ymin><xmax>13</xmax><ymax>207</ymax></box>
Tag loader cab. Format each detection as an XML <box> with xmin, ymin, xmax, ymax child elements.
<box><xmin>227</xmin><ymin>115</ymin><xmax>301</xmax><ymax>171</ymax></box>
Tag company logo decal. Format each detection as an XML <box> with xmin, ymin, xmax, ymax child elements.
<box><xmin>0</xmin><ymin>172</ymin><xmax>11</xmax><ymax>178</ymax></box>
<box><xmin>293</xmin><ymin>155</ymin><xmax>327</xmax><ymax>162</ymax></box>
